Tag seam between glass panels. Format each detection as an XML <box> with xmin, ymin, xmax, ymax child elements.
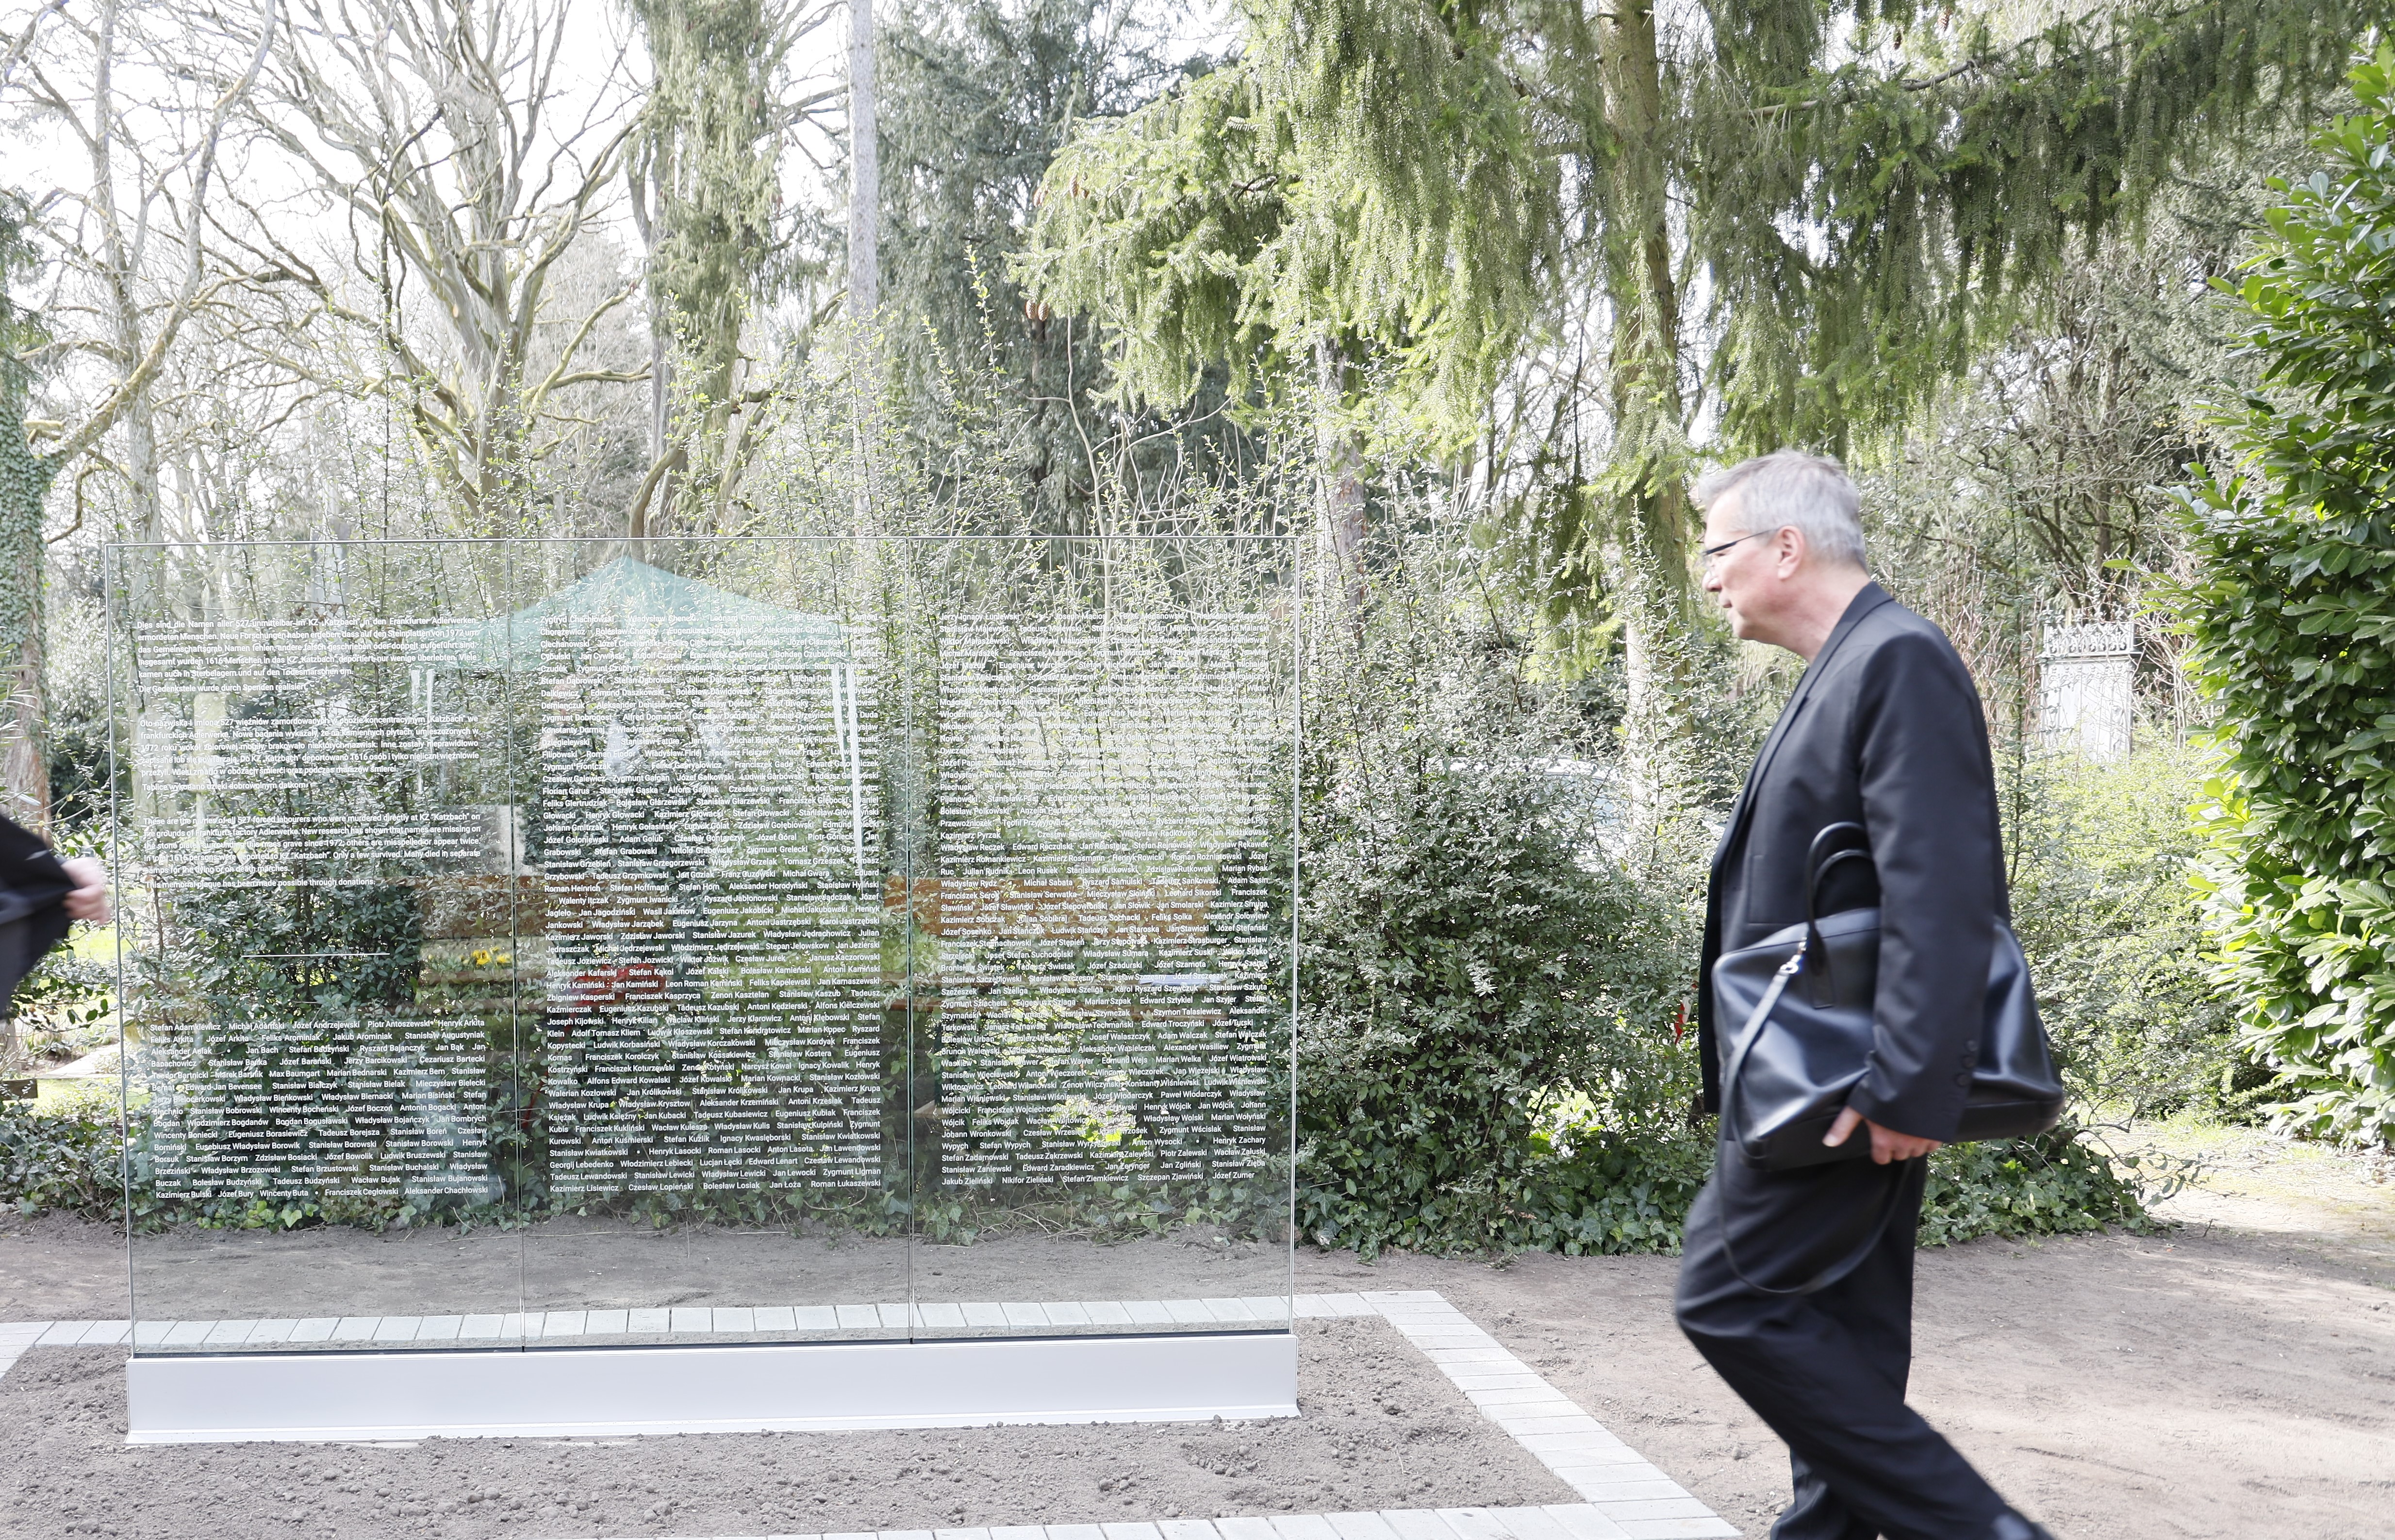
<box><xmin>108</xmin><ymin>545</ymin><xmax>135</xmax><ymax>1334</ymax></box>
<box><xmin>507</xmin><ymin>535</ymin><xmax>527</xmax><ymax>1349</ymax></box>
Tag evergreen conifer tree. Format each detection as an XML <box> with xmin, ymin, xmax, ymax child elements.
<box><xmin>1018</xmin><ymin>0</ymin><xmax>2384</xmax><ymax>770</ymax></box>
<box><xmin>626</xmin><ymin>0</ymin><xmax>809</xmax><ymax>536</ymax></box>
<box><xmin>875</xmin><ymin>0</ymin><xmax>1228</xmax><ymax>535</ymax></box>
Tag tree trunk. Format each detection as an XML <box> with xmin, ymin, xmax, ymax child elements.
<box><xmin>847</xmin><ymin>0</ymin><xmax>878</xmax><ymax>321</ymax></box>
<box><xmin>0</xmin><ymin>367</ymin><xmax>55</xmax><ymax>832</ymax></box>
<box><xmin>638</xmin><ymin>304</ymin><xmax>671</xmax><ymax>541</ymax></box>
<box><xmin>627</xmin><ymin>149</ymin><xmax>673</xmax><ymax>541</ymax></box>
<box><xmin>88</xmin><ymin>0</ymin><xmax>163</xmax><ymax>543</ymax></box>
<box><xmin>1316</xmin><ymin>336</ymin><xmax>1366</xmax><ymax>611</ymax></box>
<box><xmin>1598</xmin><ymin>0</ymin><xmax>1695</xmax><ymax>831</ymax></box>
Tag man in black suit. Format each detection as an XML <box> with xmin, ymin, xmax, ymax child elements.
<box><xmin>1673</xmin><ymin>451</ymin><xmax>2052</xmax><ymax>1540</ymax></box>
<box><xmin>0</xmin><ymin>813</ymin><xmax>110</xmax><ymax>1041</ymax></box>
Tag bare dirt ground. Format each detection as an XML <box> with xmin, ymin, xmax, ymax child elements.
<box><xmin>1</xmin><ymin>1121</ymin><xmax>2390</xmax><ymax>1540</ymax></box>
<box><xmin>0</xmin><ymin>1315</ymin><xmax>1571</xmax><ymax>1540</ymax></box>
<box><xmin>1354</xmin><ymin>1135</ymin><xmax>2395</xmax><ymax>1540</ymax></box>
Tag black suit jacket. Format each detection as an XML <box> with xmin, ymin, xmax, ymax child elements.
<box><xmin>1697</xmin><ymin>582</ymin><xmax>2007</xmax><ymax>1143</ymax></box>
<box><xmin>0</xmin><ymin>813</ymin><xmax>73</xmax><ymax>1013</ymax></box>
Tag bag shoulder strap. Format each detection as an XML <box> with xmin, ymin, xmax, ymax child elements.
<box><xmin>1711</xmin><ymin>1158</ymin><xmax>1914</xmax><ymax>1298</ymax></box>
<box><xmin>1717</xmin><ymin>941</ymin><xmax>1806</xmax><ymax>1156</ymax></box>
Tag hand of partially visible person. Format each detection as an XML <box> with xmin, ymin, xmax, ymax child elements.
<box><xmin>1824</xmin><ymin>1106</ymin><xmax>1941</xmax><ymax>1164</ymax></box>
<box><xmin>61</xmin><ymin>856</ymin><xmax>111</xmax><ymax>925</ymax></box>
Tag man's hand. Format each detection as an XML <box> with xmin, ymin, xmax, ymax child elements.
<box><xmin>61</xmin><ymin>857</ymin><xmax>111</xmax><ymax>925</ymax></box>
<box><xmin>1824</xmin><ymin>1107</ymin><xmax>1941</xmax><ymax>1164</ymax></box>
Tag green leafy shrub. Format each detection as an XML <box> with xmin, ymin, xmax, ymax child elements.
<box><xmin>2006</xmin><ymin>738</ymin><xmax>2255</xmax><ymax>1118</ymax></box>
<box><xmin>1918</xmin><ymin>1125</ymin><xmax>2162</xmax><ymax>1245</ymax></box>
<box><xmin>1286</xmin><ymin>542</ymin><xmax>1714</xmax><ymax>1257</ymax></box>
<box><xmin>1509</xmin><ymin>1120</ymin><xmax>1713</xmax><ymax>1255</ymax></box>
<box><xmin>1294</xmin><ymin>746</ymin><xmax>1700</xmax><ymax>1255</ymax></box>
<box><xmin>0</xmin><ymin>1093</ymin><xmax>121</xmax><ymax>1217</ymax></box>
<box><xmin>161</xmin><ymin>882</ymin><xmax>425</xmax><ymax>1020</ymax></box>
<box><xmin>2172</xmin><ymin>47</ymin><xmax>2395</xmax><ymax>1147</ymax></box>
<box><xmin>10</xmin><ymin>945</ymin><xmax>114</xmax><ymax>1063</ymax></box>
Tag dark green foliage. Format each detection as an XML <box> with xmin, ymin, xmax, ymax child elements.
<box><xmin>2172</xmin><ymin>48</ymin><xmax>2395</xmax><ymax>1146</ymax></box>
<box><xmin>1917</xmin><ymin>1125</ymin><xmax>2160</xmax><ymax>1245</ymax></box>
<box><xmin>162</xmin><ymin>884</ymin><xmax>424</xmax><ymax>1021</ymax></box>
<box><xmin>1507</xmin><ymin>1121</ymin><xmax>2159</xmax><ymax>1257</ymax></box>
<box><xmin>1504</xmin><ymin>1123</ymin><xmax>1712</xmax><ymax>1257</ymax></box>
<box><xmin>1017</xmin><ymin>0</ymin><xmax>1580</xmax><ymax>440</ymax></box>
<box><xmin>1017</xmin><ymin>0</ymin><xmax>2383</xmax><ymax>806</ymax></box>
<box><xmin>1286</xmin><ymin>545</ymin><xmax>1707</xmax><ymax>1256</ymax></box>
<box><xmin>1024</xmin><ymin>0</ymin><xmax>2380</xmax><ymax>457</ymax></box>
<box><xmin>43</xmin><ymin>693</ymin><xmax>114</xmax><ymax>834</ymax></box>
<box><xmin>876</xmin><ymin>0</ymin><xmax>1246</xmax><ymax>533</ymax></box>
<box><xmin>1295</xmin><ymin>749</ymin><xmax>1698</xmax><ymax>1255</ymax></box>
<box><xmin>0</xmin><ymin>1098</ymin><xmax>120</xmax><ymax>1217</ymax></box>
<box><xmin>10</xmin><ymin>946</ymin><xmax>115</xmax><ymax>1057</ymax></box>
<box><xmin>1706</xmin><ymin>0</ymin><xmax>2379</xmax><ymax>454</ymax></box>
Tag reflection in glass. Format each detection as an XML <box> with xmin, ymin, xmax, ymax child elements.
<box><xmin>112</xmin><ymin>537</ymin><xmax>1294</xmax><ymax>1354</ymax></box>
<box><xmin>505</xmin><ymin>543</ymin><xmax>908</xmax><ymax>1339</ymax></box>
<box><xmin>908</xmin><ymin>547</ymin><xmax>1292</xmax><ymax>1326</ymax></box>
<box><xmin>119</xmin><ymin>542</ymin><xmax>525</xmax><ymax>1341</ymax></box>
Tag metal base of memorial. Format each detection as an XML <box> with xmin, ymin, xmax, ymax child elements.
<box><xmin>125</xmin><ymin>1331</ymin><xmax>1299</xmax><ymax>1443</ymax></box>
<box><xmin>105</xmin><ymin>536</ymin><xmax>1300</xmax><ymax>1445</ymax></box>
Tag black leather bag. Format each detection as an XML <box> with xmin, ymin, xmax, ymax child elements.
<box><xmin>1710</xmin><ymin>822</ymin><xmax>2065</xmax><ymax>1171</ymax></box>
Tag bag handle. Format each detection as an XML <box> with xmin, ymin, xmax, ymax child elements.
<box><xmin>1801</xmin><ymin>821</ymin><xmax>1873</xmax><ymax>1006</ymax></box>
<box><xmin>1724</xmin><ymin>824</ymin><xmax>1878</xmax><ymax>1113</ymax></box>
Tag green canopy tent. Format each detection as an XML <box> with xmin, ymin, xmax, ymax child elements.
<box><xmin>411</xmin><ymin>556</ymin><xmax>870</xmax><ymax>888</ymax></box>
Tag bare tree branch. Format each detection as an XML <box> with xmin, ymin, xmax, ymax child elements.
<box><xmin>45</xmin><ymin>0</ymin><xmax>279</xmax><ymax>469</ymax></box>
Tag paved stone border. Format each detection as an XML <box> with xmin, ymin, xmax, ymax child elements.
<box><xmin>0</xmin><ymin>1294</ymin><xmax>1739</xmax><ymax>1540</ymax></box>
<box><xmin>1325</xmin><ymin>1293</ymin><xmax>1729</xmax><ymax>1537</ymax></box>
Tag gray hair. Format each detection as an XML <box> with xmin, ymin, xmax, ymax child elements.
<box><xmin>1691</xmin><ymin>449</ymin><xmax>1866</xmax><ymax>569</ymax></box>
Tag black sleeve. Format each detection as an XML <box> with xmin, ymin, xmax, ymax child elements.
<box><xmin>0</xmin><ymin>812</ymin><xmax>66</xmax><ymax>886</ymax></box>
<box><xmin>1844</xmin><ymin>628</ymin><xmax>1999</xmax><ymax>1141</ymax></box>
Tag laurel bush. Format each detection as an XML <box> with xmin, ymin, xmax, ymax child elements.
<box><xmin>2172</xmin><ymin>48</ymin><xmax>2395</xmax><ymax>1147</ymax></box>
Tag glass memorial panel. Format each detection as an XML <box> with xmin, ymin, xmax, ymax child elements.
<box><xmin>509</xmin><ymin>538</ymin><xmax>908</xmax><ymax>1343</ymax></box>
<box><xmin>114</xmin><ymin>534</ymin><xmax>1294</xmax><ymax>1358</ymax></box>
<box><xmin>902</xmin><ymin>538</ymin><xmax>1294</xmax><ymax>1334</ymax></box>
<box><xmin>116</xmin><ymin>541</ymin><xmax>534</xmax><ymax>1349</ymax></box>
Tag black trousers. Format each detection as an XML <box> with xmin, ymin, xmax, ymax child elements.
<box><xmin>1674</xmin><ymin>1148</ymin><xmax>2010</xmax><ymax>1540</ymax></box>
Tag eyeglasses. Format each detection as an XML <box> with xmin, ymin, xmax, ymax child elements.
<box><xmin>1699</xmin><ymin>530</ymin><xmax>1768</xmax><ymax>571</ymax></box>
